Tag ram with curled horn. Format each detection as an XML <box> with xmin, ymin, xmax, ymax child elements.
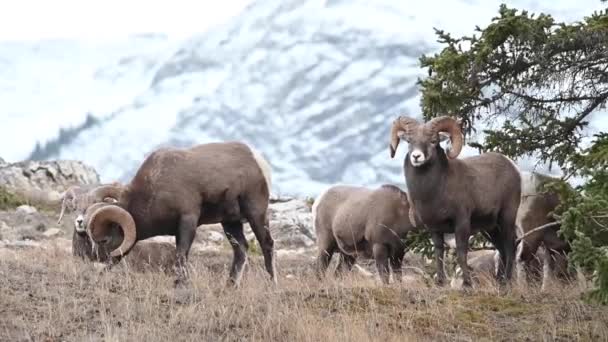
<box><xmin>389</xmin><ymin>114</ymin><xmax>522</xmax><ymax>288</ymax></box>
<box><xmin>81</xmin><ymin>141</ymin><xmax>277</xmax><ymax>288</ymax></box>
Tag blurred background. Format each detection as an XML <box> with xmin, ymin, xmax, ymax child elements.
<box><xmin>1</xmin><ymin>0</ymin><xmax>606</xmax><ymax>197</ymax></box>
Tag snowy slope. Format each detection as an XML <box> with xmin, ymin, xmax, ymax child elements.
<box><xmin>0</xmin><ymin>33</ymin><xmax>178</xmax><ymax>161</ymax></box>
<box><xmin>3</xmin><ymin>0</ymin><xmax>607</xmax><ymax>197</ymax></box>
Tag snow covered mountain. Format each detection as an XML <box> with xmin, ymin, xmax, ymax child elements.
<box><xmin>2</xmin><ymin>0</ymin><xmax>606</xmax><ymax>197</ymax></box>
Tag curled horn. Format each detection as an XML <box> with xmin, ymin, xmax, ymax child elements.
<box><xmin>88</xmin><ymin>205</ymin><xmax>137</xmax><ymax>257</ymax></box>
<box><xmin>389</xmin><ymin>116</ymin><xmax>420</xmax><ymax>158</ymax></box>
<box><xmin>427</xmin><ymin>116</ymin><xmax>464</xmax><ymax>159</ymax></box>
<box><xmin>87</xmin><ymin>184</ymin><xmax>123</xmax><ymax>204</ymax></box>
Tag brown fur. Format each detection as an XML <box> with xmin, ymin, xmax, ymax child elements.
<box><xmin>391</xmin><ymin>116</ymin><xmax>521</xmax><ymax>288</ymax></box>
<box><xmin>87</xmin><ymin>141</ymin><xmax>276</xmax><ymax>287</ymax></box>
<box><xmin>313</xmin><ymin>184</ymin><xmax>417</xmax><ymax>284</ymax></box>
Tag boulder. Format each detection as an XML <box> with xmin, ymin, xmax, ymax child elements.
<box><xmin>16</xmin><ymin>205</ymin><xmax>37</xmax><ymax>215</ymax></box>
<box><xmin>0</xmin><ymin>160</ymin><xmax>100</xmax><ymax>201</ymax></box>
<box><xmin>267</xmin><ymin>198</ymin><xmax>316</xmax><ymax>249</ymax></box>
<box><xmin>42</xmin><ymin>228</ymin><xmax>63</xmax><ymax>238</ymax></box>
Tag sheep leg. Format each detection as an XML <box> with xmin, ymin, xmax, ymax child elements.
<box><xmin>247</xmin><ymin>212</ymin><xmax>277</xmax><ymax>285</ymax></box>
<box><xmin>335</xmin><ymin>252</ymin><xmax>356</xmax><ymax>277</ymax></box>
<box><xmin>514</xmin><ymin>237</ymin><xmax>543</xmax><ymax>287</ymax></box>
<box><xmin>430</xmin><ymin>232</ymin><xmax>447</xmax><ymax>286</ymax></box>
<box><xmin>543</xmin><ymin>231</ymin><xmax>571</xmax><ymax>281</ymax></box>
<box><xmin>389</xmin><ymin>246</ymin><xmax>406</xmax><ymax>283</ymax></box>
<box><xmin>496</xmin><ymin>214</ymin><xmax>517</xmax><ymax>285</ymax></box>
<box><xmin>373</xmin><ymin>243</ymin><xmax>390</xmax><ymax>285</ymax></box>
<box><xmin>540</xmin><ymin>246</ymin><xmax>554</xmax><ymax>292</ymax></box>
<box><xmin>174</xmin><ymin>214</ymin><xmax>198</xmax><ymax>287</ymax></box>
<box><xmin>454</xmin><ymin>222</ymin><xmax>473</xmax><ymax>288</ymax></box>
<box><xmin>315</xmin><ymin>234</ymin><xmax>337</xmax><ymax>279</ymax></box>
<box><xmin>222</xmin><ymin>221</ymin><xmax>249</xmax><ymax>287</ymax></box>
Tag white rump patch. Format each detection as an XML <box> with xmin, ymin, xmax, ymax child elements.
<box><xmin>249</xmin><ymin>146</ymin><xmax>272</xmax><ymax>195</ymax></box>
<box><xmin>311</xmin><ymin>186</ymin><xmax>332</xmax><ymax>234</ymax></box>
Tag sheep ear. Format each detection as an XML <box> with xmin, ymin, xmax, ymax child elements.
<box><xmin>397</xmin><ymin>130</ymin><xmax>409</xmax><ymax>141</ymax></box>
<box><xmin>439</xmin><ymin>132</ymin><xmax>450</xmax><ymax>143</ymax></box>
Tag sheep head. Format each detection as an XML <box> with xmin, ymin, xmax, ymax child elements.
<box><xmin>389</xmin><ymin>115</ymin><xmax>464</xmax><ymax>167</ymax></box>
<box><xmin>88</xmin><ymin>204</ymin><xmax>137</xmax><ymax>257</ymax></box>
<box><xmin>74</xmin><ymin>201</ymin><xmax>111</xmax><ymax>235</ymax></box>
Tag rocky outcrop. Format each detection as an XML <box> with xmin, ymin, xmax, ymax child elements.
<box><xmin>268</xmin><ymin>197</ymin><xmax>315</xmax><ymax>249</ymax></box>
<box><xmin>0</xmin><ymin>160</ymin><xmax>100</xmax><ymax>204</ymax></box>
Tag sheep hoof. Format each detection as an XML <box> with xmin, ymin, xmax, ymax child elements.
<box><xmin>226</xmin><ymin>277</ymin><xmax>241</xmax><ymax>289</ymax></box>
<box><xmin>434</xmin><ymin>275</ymin><xmax>446</xmax><ymax>287</ymax></box>
<box><xmin>173</xmin><ymin>275</ymin><xmax>192</xmax><ymax>289</ymax></box>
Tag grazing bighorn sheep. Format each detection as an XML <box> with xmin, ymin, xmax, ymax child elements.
<box><xmin>389</xmin><ymin>115</ymin><xmax>521</xmax><ymax>288</ymax></box>
<box><xmin>516</xmin><ymin>171</ymin><xmax>571</xmax><ymax>288</ymax></box>
<box><xmin>313</xmin><ymin>184</ymin><xmax>417</xmax><ymax>284</ymax></box>
<box><xmin>81</xmin><ymin>141</ymin><xmax>275</xmax><ymax>287</ymax></box>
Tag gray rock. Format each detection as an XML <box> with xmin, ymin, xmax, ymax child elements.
<box><xmin>16</xmin><ymin>205</ymin><xmax>38</xmax><ymax>215</ymax></box>
<box><xmin>0</xmin><ymin>239</ymin><xmax>42</xmax><ymax>249</ymax></box>
<box><xmin>206</xmin><ymin>230</ymin><xmax>225</xmax><ymax>243</ymax></box>
<box><xmin>267</xmin><ymin>198</ymin><xmax>316</xmax><ymax>249</ymax></box>
<box><xmin>42</xmin><ymin>228</ymin><xmax>63</xmax><ymax>238</ymax></box>
<box><xmin>0</xmin><ymin>160</ymin><xmax>100</xmax><ymax>201</ymax></box>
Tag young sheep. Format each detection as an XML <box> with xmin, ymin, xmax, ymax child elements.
<box><xmin>389</xmin><ymin>115</ymin><xmax>521</xmax><ymax>288</ymax></box>
<box><xmin>515</xmin><ymin>171</ymin><xmax>571</xmax><ymax>288</ymax></box>
<box><xmin>313</xmin><ymin>184</ymin><xmax>417</xmax><ymax>284</ymax></box>
<box><xmin>57</xmin><ymin>182</ymin><xmax>122</xmax><ymax>224</ymax></box>
<box><xmin>450</xmin><ymin>249</ymin><xmax>500</xmax><ymax>289</ymax></box>
<box><xmin>82</xmin><ymin>141</ymin><xmax>275</xmax><ymax>287</ymax></box>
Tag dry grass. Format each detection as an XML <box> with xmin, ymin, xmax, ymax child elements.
<box><xmin>1</xmin><ymin>246</ymin><xmax>607</xmax><ymax>342</ymax></box>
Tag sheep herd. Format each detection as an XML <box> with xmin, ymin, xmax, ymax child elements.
<box><xmin>57</xmin><ymin>115</ymin><xmax>571</xmax><ymax>292</ymax></box>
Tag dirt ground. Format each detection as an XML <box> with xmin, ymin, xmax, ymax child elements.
<box><xmin>1</xmin><ymin>244</ymin><xmax>607</xmax><ymax>342</ymax></box>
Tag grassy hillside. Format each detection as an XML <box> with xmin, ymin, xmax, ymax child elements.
<box><xmin>1</xmin><ymin>246</ymin><xmax>606</xmax><ymax>341</ymax></box>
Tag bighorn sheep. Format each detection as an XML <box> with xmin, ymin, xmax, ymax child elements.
<box><xmin>312</xmin><ymin>184</ymin><xmax>417</xmax><ymax>284</ymax></box>
<box><xmin>57</xmin><ymin>182</ymin><xmax>122</xmax><ymax>224</ymax></box>
<box><xmin>516</xmin><ymin>171</ymin><xmax>571</xmax><ymax>288</ymax></box>
<box><xmin>389</xmin><ymin>115</ymin><xmax>521</xmax><ymax>287</ymax></box>
<box><xmin>81</xmin><ymin>141</ymin><xmax>275</xmax><ymax>287</ymax></box>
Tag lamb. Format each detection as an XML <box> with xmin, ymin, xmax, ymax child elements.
<box><xmin>389</xmin><ymin>115</ymin><xmax>521</xmax><ymax>288</ymax></box>
<box><xmin>72</xmin><ymin>202</ymin><xmax>177</xmax><ymax>272</ymax></box>
<box><xmin>81</xmin><ymin>141</ymin><xmax>275</xmax><ymax>287</ymax></box>
<box><xmin>450</xmin><ymin>249</ymin><xmax>500</xmax><ymax>289</ymax></box>
<box><xmin>57</xmin><ymin>182</ymin><xmax>122</xmax><ymax>224</ymax></box>
<box><xmin>515</xmin><ymin>171</ymin><xmax>571</xmax><ymax>289</ymax></box>
<box><xmin>312</xmin><ymin>184</ymin><xmax>417</xmax><ymax>284</ymax></box>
